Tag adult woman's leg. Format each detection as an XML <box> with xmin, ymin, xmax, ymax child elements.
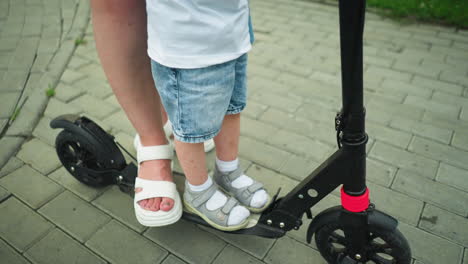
<box><xmin>90</xmin><ymin>0</ymin><xmax>173</xmax><ymax>212</ymax></box>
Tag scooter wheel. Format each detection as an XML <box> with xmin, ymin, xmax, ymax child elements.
<box><xmin>315</xmin><ymin>220</ymin><xmax>411</xmax><ymax>264</ymax></box>
<box><xmin>55</xmin><ymin>130</ymin><xmax>114</xmax><ymax>187</ymax></box>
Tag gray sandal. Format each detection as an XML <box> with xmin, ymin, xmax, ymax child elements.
<box><xmin>183</xmin><ymin>181</ymin><xmax>249</xmax><ymax>231</ymax></box>
<box><xmin>213</xmin><ymin>166</ymin><xmax>272</xmax><ymax>213</ymax></box>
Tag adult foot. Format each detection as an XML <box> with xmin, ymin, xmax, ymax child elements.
<box><xmin>136</xmin><ymin>159</ymin><xmax>174</xmax><ymax>212</ymax></box>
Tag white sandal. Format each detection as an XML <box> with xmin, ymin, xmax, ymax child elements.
<box><xmin>133</xmin><ymin>134</ymin><xmax>183</xmax><ymax>227</ymax></box>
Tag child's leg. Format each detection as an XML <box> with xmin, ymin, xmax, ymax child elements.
<box><xmin>213</xmin><ymin>113</ymin><xmax>240</xmax><ymax>161</ymax></box>
<box><xmin>173</xmin><ymin>141</ymin><xmax>207</xmax><ymax>185</ymax></box>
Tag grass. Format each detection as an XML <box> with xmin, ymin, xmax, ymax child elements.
<box><xmin>366</xmin><ymin>0</ymin><xmax>468</xmax><ymax>28</ymax></box>
<box><xmin>10</xmin><ymin>108</ymin><xmax>21</xmax><ymax>122</ymax></box>
<box><xmin>74</xmin><ymin>37</ymin><xmax>87</xmax><ymax>46</ymax></box>
<box><xmin>45</xmin><ymin>85</ymin><xmax>55</xmax><ymax>97</ymax></box>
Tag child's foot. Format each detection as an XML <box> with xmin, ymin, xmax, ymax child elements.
<box><xmin>213</xmin><ymin>158</ymin><xmax>271</xmax><ymax>213</ymax></box>
<box><xmin>183</xmin><ymin>176</ymin><xmax>250</xmax><ymax>231</ymax></box>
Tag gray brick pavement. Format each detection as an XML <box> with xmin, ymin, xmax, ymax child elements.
<box><xmin>1</xmin><ymin>0</ymin><xmax>467</xmax><ymax>263</ymax></box>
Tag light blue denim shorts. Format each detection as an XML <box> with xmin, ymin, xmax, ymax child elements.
<box><xmin>150</xmin><ymin>53</ymin><xmax>248</xmax><ymax>143</ymax></box>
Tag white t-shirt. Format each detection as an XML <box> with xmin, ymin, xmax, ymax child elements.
<box><xmin>146</xmin><ymin>0</ymin><xmax>253</xmax><ymax>69</ymax></box>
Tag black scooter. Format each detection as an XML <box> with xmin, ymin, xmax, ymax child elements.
<box><xmin>49</xmin><ymin>1</ymin><xmax>412</xmax><ymax>263</ymax></box>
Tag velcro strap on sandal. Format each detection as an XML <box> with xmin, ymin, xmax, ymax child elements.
<box><xmin>247</xmin><ymin>182</ymin><xmax>263</xmax><ymax>193</ymax></box>
<box><xmin>192</xmin><ymin>184</ymin><xmax>218</xmax><ymax>208</ymax></box>
<box><xmin>134</xmin><ymin>178</ymin><xmax>178</xmax><ymax>203</ymax></box>
<box><xmin>226</xmin><ymin>167</ymin><xmax>244</xmax><ymax>181</ymax></box>
<box><xmin>221</xmin><ymin>197</ymin><xmax>239</xmax><ymax>214</ymax></box>
<box><xmin>137</xmin><ymin>144</ymin><xmax>173</xmax><ymax>164</ymax></box>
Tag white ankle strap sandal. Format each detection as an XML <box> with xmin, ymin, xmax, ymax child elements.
<box><xmin>133</xmin><ymin>134</ymin><xmax>182</xmax><ymax>227</ymax></box>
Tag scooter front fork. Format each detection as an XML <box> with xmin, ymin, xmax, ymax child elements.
<box><xmin>339</xmin><ymin>187</ymin><xmax>371</xmax><ymax>262</ymax></box>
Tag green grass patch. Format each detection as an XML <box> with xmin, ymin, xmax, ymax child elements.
<box><xmin>45</xmin><ymin>85</ymin><xmax>55</xmax><ymax>97</ymax></box>
<box><xmin>74</xmin><ymin>37</ymin><xmax>87</xmax><ymax>46</ymax></box>
<box><xmin>10</xmin><ymin>108</ymin><xmax>21</xmax><ymax>122</ymax></box>
<box><xmin>367</xmin><ymin>0</ymin><xmax>468</xmax><ymax>28</ymax></box>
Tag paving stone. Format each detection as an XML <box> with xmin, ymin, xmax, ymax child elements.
<box><xmin>5</xmin><ymin>106</ymin><xmax>41</xmax><ymax>137</ymax></box>
<box><xmin>422</xmin><ymin>111</ymin><xmax>468</xmax><ymax>131</ymax></box>
<box><xmin>69</xmin><ymin>93</ymin><xmax>117</xmax><ymax>119</ymax></box>
<box><xmin>76</xmin><ymin>63</ymin><xmax>108</xmax><ymax>81</ymax></box>
<box><xmin>250</xmin><ymin>91</ymin><xmax>302</xmax><ymax>113</ymax></box>
<box><xmin>368</xmin><ymin>182</ymin><xmax>424</xmax><ymax>226</ymax></box>
<box><xmin>440</xmin><ymin>69</ymin><xmax>468</xmax><ymax>87</ymax></box>
<box><xmin>0</xmin><ymin>238</ymin><xmax>30</xmax><ymax>264</ymax></box>
<box><xmin>0</xmin><ymin>137</ymin><xmax>24</xmax><ymax>169</ymax></box>
<box><xmin>279</xmin><ymin>154</ymin><xmax>320</xmax><ymax>181</ymax></box>
<box><xmin>48</xmin><ymin>166</ymin><xmax>106</xmax><ymax>202</ymax></box>
<box><xmin>409</xmin><ymin>136</ymin><xmax>468</xmax><ymax>170</ymax></box>
<box><xmin>370</xmin><ymin>141</ymin><xmax>438</xmax><ymax>179</ymax></box>
<box><xmin>295</xmin><ymin>103</ymin><xmax>337</xmax><ymax>125</ymax></box>
<box><xmin>259</xmin><ymin>107</ymin><xmax>335</xmax><ymax>146</ymax></box>
<box><xmin>366</xmin><ymin>97</ymin><xmax>425</xmax><ymax>125</ymax></box>
<box><xmin>30</xmin><ymin>52</ymin><xmax>54</xmax><ymax>73</ymax></box>
<box><xmin>265</xmin><ymin>236</ymin><xmax>326</xmax><ymax>264</ymax></box>
<box><xmin>43</xmin><ymin>97</ymin><xmax>82</xmax><ymax>119</ymax></box>
<box><xmin>16</xmin><ymin>138</ymin><xmax>62</xmax><ymax>174</ymax></box>
<box><xmin>243</xmin><ymin>100</ymin><xmax>268</xmax><ymax>119</ymax></box>
<box><xmin>0</xmin><ymin>165</ymin><xmax>63</xmax><ymax>209</ymax></box>
<box><xmin>393</xmin><ymin>61</ymin><xmax>440</xmax><ymax>79</ymax></box>
<box><xmin>213</xmin><ymin>245</ymin><xmax>263</xmax><ymax>264</ymax></box>
<box><xmin>102</xmin><ymin>110</ymin><xmax>136</xmax><ymax>136</ymax></box>
<box><xmin>31</xmin><ymin>115</ymin><xmax>60</xmax><ymax>146</ymax></box>
<box><xmin>379</xmin><ymin>79</ymin><xmax>432</xmax><ymax>99</ymax></box>
<box><xmin>404</xmin><ymin>95</ymin><xmax>461</xmax><ymax>119</ymax></box>
<box><xmin>268</xmin><ymin>129</ymin><xmax>334</xmax><ymax>162</ymax></box>
<box><xmin>436</xmin><ymin>163</ymin><xmax>468</xmax><ymax>192</ymax></box>
<box><xmin>73</xmin><ymin>77</ymin><xmax>113</xmax><ymax>99</ymax></box>
<box><xmin>86</xmin><ymin>219</ymin><xmax>168</xmax><ymax>264</ymax></box>
<box><xmin>92</xmin><ymin>185</ymin><xmax>146</xmax><ymax>232</ymax></box>
<box><xmin>24</xmin><ymin>228</ymin><xmax>106</xmax><ymax>264</ymax></box>
<box><xmin>162</xmin><ymin>255</ymin><xmax>187</xmax><ymax>264</ymax></box>
<box><xmin>432</xmin><ymin>91</ymin><xmax>468</xmax><ymax>109</ymax></box>
<box><xmin>144</xmin><ymin>219</ymin><xmax>225</xmax><ymax>264</ymax></box>
<box><xmin>389</xmin><ymin>117</ymin><xmax>453</xmax><ymax>145</ymax></box>
<box><xmin>398</xmin><ymin>222</ymin><xmax>463</xmax><ymax>264</ymax></box>
<box><xmin>0</xmin><ymin>157</ymin><xmax>23</xmax><ymax>178</ymax></box>
<box><xmin>366</xmin><ymin>158</ymin><xmax>397</xmax><ymax>187</ymax></box>
<box><xmin>0</xmin><ymin>185</ymin><xmax>10</xmax><ymax>202</ymax></box>
<box><xmin>60</xmin><ymin>68</ymin><xmax>85</xmax><ymax>84</ymax></box>
<box><xmin>464</xmin><ymin>250</ymin><xmax>468</xmax><ymax>264</ymax></box>
<box><xmin>420</xmin><ymin>204</ymin><xmax>468</xmax><ymax>247</ymax></box>
<box><xmin>246</xmin><ymin>164</ymin><xmax>299</xmax><ymax>196</ymax></box>
<box><xmin>38</xmin><ymin>190</ymin><xmax>111</xmax><ymax>242</ymax></box>
<box><xmin>367</xmin><ymin>121</ymin><xmax>412</xmax><ymax>149</ymax></box>
<box><xmin>202</xmin><ymin>226</ymin><xmax>275</xmax><ymax>259</ymax></box>
<box><xmin>0</xmin><ymin>197</ymin><xmax>53</xmax><ymax>252</ymax></box>
<box><xmin>68</xmin><ymin>55</ymin><xmax>91</xmax><ymax>69</ymax></box>
<box><xmin>0</xmin><ymin>92</ymin><xmax>20</xmax><ymax>119</ymax></box>
<box><xmin>366</xmin><ymin>65</ymin><xmax>413</xmax><ymax>82</ymax></box>
<box><xmin>393</xmin><ymin>169</ymin><xmax>468</xmax><ymax>216</ymax></box>
<box><xmin>240</xmin><ymin>116</ymin><xmax>278</xmax><ymax>141</ymax></box>
<box><xmin>239</xmin><ymin>136</ymin><xmax>290</xmax><ymax>172</ymax></box>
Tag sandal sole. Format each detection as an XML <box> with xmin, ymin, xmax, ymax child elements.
<box><xmin>183</xmin><ymin>199</ymin><xmax>249</xmax><ymax>231</ymax></box>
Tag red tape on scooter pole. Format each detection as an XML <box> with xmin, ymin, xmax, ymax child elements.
<box><xmin>341</xmin><ymin>187</ymin><xmax>369</xmax><ymax>212</ymax></box>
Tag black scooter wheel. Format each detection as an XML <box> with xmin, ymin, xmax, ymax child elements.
<box><xmin>315</xmin><ymin>220</ymin><xmax>411</xmax><ymax>264</ymax></box>
<box><xmin>55</xmin><ymin>130</ymin><xmax>113</xmax><ymax>187</ymax></box>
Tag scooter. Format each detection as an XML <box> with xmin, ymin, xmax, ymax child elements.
<box><xmin>49</xmin><ymin>1</ymin><xmax>412</xmax><ymax>263</ymax></box>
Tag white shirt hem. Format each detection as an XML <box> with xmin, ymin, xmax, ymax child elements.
<box><xmin>148</xmin><ymin>43</ymin><xmax>252</xmax><ymax>69</ymax></box>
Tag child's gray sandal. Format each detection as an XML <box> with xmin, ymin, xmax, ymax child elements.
<box><xmin>214</xmin><ymin>166</ymin><xmax>272</xmax><ymax>213</ymax></box>
<box><xmin>183</xmin><ymin>182</ymin><xmax>249</xmax><ymax>231</ymax></box>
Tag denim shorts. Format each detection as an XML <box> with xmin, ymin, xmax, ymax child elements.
<box><xmin>150</xmin><ymin>53</ymin><xmax>248</xmax><ymax>143</ymax></box>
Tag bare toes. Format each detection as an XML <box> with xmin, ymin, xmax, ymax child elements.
<box><xmin>144</xmin><ymin>198</ymin><xmax>154</xmax><ymax>210</ymax></box>
<box><xmin>151</xmin><ymin>197</ymin><xmax>161</xmax><ymax>211</ymax></box>
<box><xmin>160</xmin><ymin>198</ymin><xmax>174</xmax><ymax>212</ymax></box>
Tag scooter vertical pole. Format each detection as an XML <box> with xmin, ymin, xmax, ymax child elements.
<box><xmin>338</xmin><ymin>0</ymin><xmax>368</xmax><ymax>195</ymax></box>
